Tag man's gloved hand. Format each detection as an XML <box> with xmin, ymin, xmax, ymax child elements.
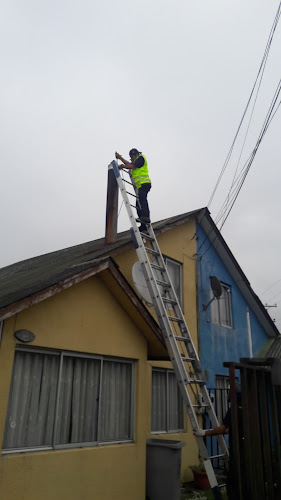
<box><xmin>193</xmin><ymin>428</ymin><xmax>206</xmax><ymax>437</ymax></box>
<box><xmin>115</xmin><ymin>152</ymin><xmax>122</xmax><ymax>160</ymax></box>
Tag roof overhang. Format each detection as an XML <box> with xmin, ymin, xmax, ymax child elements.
<box><xmin>0</xmin><ymin>257</ymin><xmax>169</xmax><ymax>360</ymax></box>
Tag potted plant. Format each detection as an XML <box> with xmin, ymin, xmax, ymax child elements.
<box><xmin>189</xmin><ymin>464</ymin><xmax>210</xmax><ymax>490</ymax></box>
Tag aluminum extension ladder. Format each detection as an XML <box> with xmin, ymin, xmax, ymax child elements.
<box><xmin>111</xmin><ymin>160</ymin><xmax>229</xmax><ymax>499</ymax></box>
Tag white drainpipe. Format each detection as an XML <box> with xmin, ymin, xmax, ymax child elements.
<box><xmin>246</xmin><ymin>307</ymin><xmax>253</xmax><ymax>358</ymax></box>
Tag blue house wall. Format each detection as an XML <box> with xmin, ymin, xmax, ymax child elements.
<box><xmin>196</xmin><ymin>224</ymin><xmax>268</xmax><ymax>389</ymax></box>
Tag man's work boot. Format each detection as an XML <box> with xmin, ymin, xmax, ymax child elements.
<box><xmin>136</xmin><ymin>217</ymin><xmax>151</xmax><ymax>224</ymax></box>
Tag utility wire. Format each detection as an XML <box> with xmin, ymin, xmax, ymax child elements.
<box><xmin>207</xmin><ymin>1</ymin><xmax>281</xmax><ymax>212</ymax></box>
<box><xmin>196</xmin><ymin>3</ymin><xmax>281</xmax><ymax>259</ymax></box>
<box><xmin>260</xmin><ymin>277</ymin><xmax>281</xmax><ymax>296</ymax></box>
<box><xmin>214</xmin><ymin>62</ymin><xmax>268</xmax><ymax>225</ymax></box>
<box><xmin>198</xmin><ymin>82</ymin><xmax>281</xmax><ymax>260</ymax></box>
<box><xmin>197</xmin><ymin>85</ymin><xmax>281</xmax><ymax>257</ymax></box>
<box><xmin>217</xmin><ymin>79</ymin><xmax>281</xmax><ymax>230</ymax></box>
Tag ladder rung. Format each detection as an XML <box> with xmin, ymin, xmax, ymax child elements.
<box><xmin>140</xmin><ymin>232</ymin><xmax>154</xmax><ymax>241</ymax></box>
<box><xmin>156</xmin><ymin>279</ymin><xmax>171</xmax><ymax>288</ymax></box>
<box><xmin>162</xmin><ymin>297</ymin><xmax>177</xmax><ymax>305</ymax></box>
<box><xmin>151</xmin><ymin>263</ymin><xmax>165</xmax><ymax>272</ymax></box>
<box><xmin>145</xmin><ymin>247</ymin><xmax>160</xmax><ymax>256</ymax></box>
<box><xmin>168</xmin><ymin>315</ymin><xmax>184</xmax><ymax>322</ymax></box>
<box><xmin>123</xmin><ymin>179</ymin><xmax>136</xmax><ymax>188</ymax></box>
<box><xmin>208</xmin><ymin>454</ymin><xmax>226</xmax><ymax>460</ymax></box>
<box><xmin>126</xmin><ymin>191</ymin><xmax>138</xmax><ymax>198</ymax></box>
<box><xmin>113</xmin><ymin>162</ymin><xmax>229</xmax><ymax>471</ymax></box>
<box><xmin>193</xmin><ymin>404</ymin><xmax>209</xmax><ymax>408</ymax></box>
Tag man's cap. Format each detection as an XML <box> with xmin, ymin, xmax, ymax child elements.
<box><xmin>129</xmin><ymin>148</ymin><xmax>142</xmax><ymax>156</ymax></box>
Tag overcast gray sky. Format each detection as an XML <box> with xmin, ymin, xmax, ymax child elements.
<box><xmin>1</xmin><ymin>0</ymin><xmax>281</xmax><ymax>328</ymax></box>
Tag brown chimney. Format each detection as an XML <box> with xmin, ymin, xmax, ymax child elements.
<box><xmin>105</xmin><ymin>163</ymin><xmax>119</xmax><ymax>244</ymax></box>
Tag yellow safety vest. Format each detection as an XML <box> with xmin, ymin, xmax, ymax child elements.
<box><xmin>131</xmin><ymin>155</ymin><xmax>151</xmax><ymax>189</ymax></box>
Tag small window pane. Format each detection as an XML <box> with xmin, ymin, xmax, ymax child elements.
<box><xmin>211</xmin><ymin>281</ymin><xmax>232</xmax><ymax>327</ymax></box>
<box><xmin>55</xmin><ymin>356</ymin><xmax>101</xmax><ymax>445</ymax></box>
<box><xmin>168</xmin><ymin>372</ymin><xmax>184</xmax><ymax>431</ymax></box>
<box><xmin>151</xmin><ymin>370</ymin><xmax>167</xmax><ymax>432</ymax></box>
<box><xmin>99</xmin><ymin>361</ymin><xmax>132</xmax><ymax>441</ymax></box>
<box><xmin>215</xmin><ymin>375</ymin><xmax>230</xmax><ymax>424</ymax></box>
<box><xmin>165</xmin><ymin>258</ymin><xmax>182</xmax><ymax>306</ymax></box>
<box><xmin>211</xmin><ymin>298</ymin><xmax>220</xmax><ymax>324</ymax></box>
<box><xmin>151</xmin><ymin>369</ymin><xmax>184</xmax><ymax>433</ymax></box>
<box><xmin>220</xmin><ymin>287</ymin><xmax>231</xmax><ymax>327</ymax></box>
<box><xmin>3</xmin><ymin>351</ymin><xmax>60</xmax><ymax>449</ymax></box>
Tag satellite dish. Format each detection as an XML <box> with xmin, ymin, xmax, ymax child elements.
<box><xmin>210</xmin><ymin>276</ymin><xmax>222</xmax><ymax>299</ymax></box>
<box><xmin>202</xmin><ymin>276</ymin><xmax>223</xmax><ymax>311</ymax></box>
<box><xmin>132</xmin><ymin>262</ymin><xmax>153</xmax><ymax>305</ymax></box>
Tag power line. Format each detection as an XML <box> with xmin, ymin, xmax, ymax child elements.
<box><xmin>217</xmin><ymin>79</ymin><xmax>281</xmax><ymax>230</ymax></box>
<box><xmin>260</xmin><ymin>277</ymin><xmax>281</xmax><ymax>296</ymax></box>
<box><xmin>196</xmin><ymin>4</ymin><xmax>281</xmax><ymax>261</ymax></box>
<box><xmin>208</xmin><ymin>1</ymin><xmax>281</xmax><ymax>214</ymax></box>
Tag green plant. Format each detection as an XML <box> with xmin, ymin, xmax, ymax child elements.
<box><xmin>189</xmin><ymin>464</ymin><xmax>206</xmax><ymax>473</ymax></box>
<box><xmin>189</xmin><ymin>492</ymin><xmax>208</xmax><ymax>500</ymax></box>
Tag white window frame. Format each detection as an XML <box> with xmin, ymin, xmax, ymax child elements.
<box><xmin>211</xmin><ymin>281</ymin><xmax>232</xmax><ymax>328</ymax></box>
<box><xmin>164</xmin><ymin>257</ymin><xmax>183</xmax><ymax>307</ymax></box>
<box><xmin>2</xmin><ymin>347</ymin><xmax>135</xmax><ymax>454</ymax></box>
<box><xmin>151</xmin><ymin>368</ymin><xmax>184</xmax><ymax>434</ymax></box>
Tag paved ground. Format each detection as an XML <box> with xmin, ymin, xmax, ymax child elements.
<box><xmin>180</xmin><ymin>482</ymin><xmax>227</xmax><ymax>499</ymax></box>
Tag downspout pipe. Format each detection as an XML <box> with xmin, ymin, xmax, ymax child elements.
<box><xmin>246</xmin><ymin>307</ymin><xmax>253</xmax><ymax>358</ymax></box>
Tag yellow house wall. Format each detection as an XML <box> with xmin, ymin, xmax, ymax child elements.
<box><xmin>0</xmin><ymin>277</ymin><xmax>148</xmax><ymax>500</ymax></box>
<box><xmin>115</xmin><ymin>220</ymin><xmax>200</xmax><ymax>481</ymax></box>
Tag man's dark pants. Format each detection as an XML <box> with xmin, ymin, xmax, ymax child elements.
<box><xmin>137</xmin><ymin>183</ymin><xmax>151</xmax><ymax>220</ymax></box>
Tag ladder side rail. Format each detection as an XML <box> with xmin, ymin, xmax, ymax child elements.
<box><xmin>146</xmin><ymin>226</ymin><xmax>218</xmax><ymax>389</ymax></box>
<box><xmin>147</xmin><ymin>229</ymin><xmax>203</xmax><ymax>359</ymax></box>
<box><xmin>112</xmin><ymin>161</ymin><xmax>228</xmax><ymax>430</ymax></box>
<box><xmin>143</xmin><ymin>227</ymin><xmax>229</xmax><ymax>462</ymax></box>
<box><xmin>135</xmin><ymin>252</ymin><xmax>192</xmax><ymax>387</ymax></box>
<box><xmin>111</xmin><ymin>162</ymin><xmax>140</xmax><ymax>229</ymax></box>
<box><xmin>112</xmin><ymin>163</ymin><xmax>210</xmax><ymax>383</ymax></box>
<box><xmin>111</xmin><ymin>160</ymin><xmax>229</xmax><ymax>483</ymax></box>
<box><xmin>134</xmin><ymin>243</ymin><xmax>223</xmax><ymax>450</ymax></box>
<box><xmin>137</xmin><ymin>253</ymin><xmax>210</xmax><ymax>444</ymax></box>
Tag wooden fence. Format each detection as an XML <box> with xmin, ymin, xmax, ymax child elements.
<box><xmin>224</xmin><ymin>359</ymin><xmax>281</xmax><ymax>500</ymax></box>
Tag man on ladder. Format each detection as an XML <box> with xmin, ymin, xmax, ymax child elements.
<box><xmin>111</xmin><ymin>155</ymin><xmax>228</xmax><ymax>500</ymax></box>
<box><xmin>115</xmin><ymin>148</ymin><xmax>152</xmax><ymax>232</ymax></box>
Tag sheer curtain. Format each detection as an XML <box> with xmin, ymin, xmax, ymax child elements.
<box><xmin>151</xmin><ymin>369</ymin><xmax>167</xmax><ymax>432</ymax></box>
<box><xmin>168</xmin><ymin>371</ymin><xmax>184</xmax><ymax>431</ymax></box>
<box><xmin>3</xmin><ymin>351</ymin><xmax>60</xmax><ymax>449</ymax></box>
<box><xmin>55</xmin><ymin>355</ymin><xmax>101</xmax><ymax>445</ymax></box>
<box><xmin>99</xmin><ymin>361</ymin><xmax>132</xmax><ymax>441</ymax></box>
<box><xmin>3</xmin><ymin>350</ymin><xmax>134</xmax><ymax>450</ymax></box>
